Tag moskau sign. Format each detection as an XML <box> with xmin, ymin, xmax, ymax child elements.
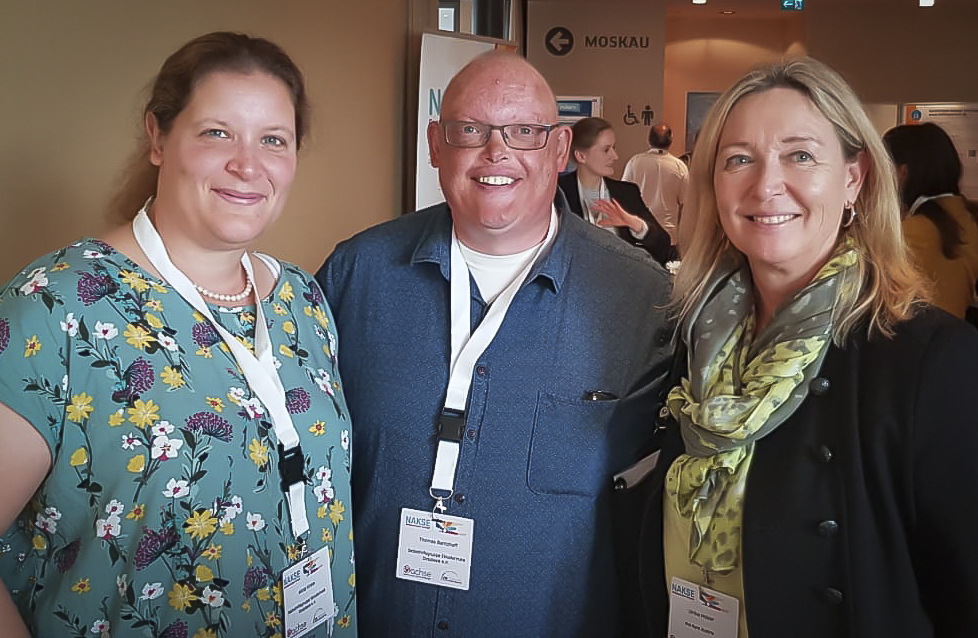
<box><xmin>585</xmin><ymin>34</ymin><xmax>650</xmax><ymax>49</ymax></box>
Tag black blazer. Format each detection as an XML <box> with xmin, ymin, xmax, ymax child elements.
<box><xmin>558</xmin><ymin>171</ymin><xmax>672</xmax><ymax>265</ymax></box>
<box><xmin>628</xmin><ymin>306</ymin><xmax>978</xmax><ymax>638</ymax></box>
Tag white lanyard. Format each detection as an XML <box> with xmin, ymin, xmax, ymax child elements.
<box><xmin>132</xmin><ymin>206</ymin><xmax>310</xmax><ymax>538</ymax></box>
<box><xmin>429</xmin><ymin>210</ymin><xmax>558</xmax><ymax>512</ymax></box>
<box><xmin>908</xmin><ymin>192</ymin><xmax>955</xmax><ymax>216</ymax></box>
<box><xmin>576</xmin><ymin>174</ymin><xmax>609</xmax><ymax>226</ymax></box>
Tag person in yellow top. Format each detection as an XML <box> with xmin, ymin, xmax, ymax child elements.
<box><xmin>883</xmin><ymin>122</ymin><xmax>978</xmax><ymax>318</ymax></box>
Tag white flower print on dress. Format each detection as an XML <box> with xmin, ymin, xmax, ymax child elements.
<box><xmin>151</xmin><ymin>435</ymin><xmax>183</xmax><ymax>461</ymax></box>
<box><xmin>121</xmin><ymin>433</ymin><xmax>142</xmax><ymax>450</ymax></box>
<box><xmin>240</xmin><ymin>397</ymin><xmax>265</xmax><ymax>419</ymax></box>
<box><xmin>314</xmin><ymin>369</ymin><xmax>335</xmax><ymax>397</ymax></box>
<box><xmin>60</xmin><ymin>313</ymin><xmax>79</xmax><ymax>336</ymax></box>
<box><xmin>96</xmin><ymin>514</ymin><xmax>121</xmax><ymax>539</ymax></box>
<box><xmin>105</xmin><ymin>500</ymin><xmax>125</xmax><ymax>516</ymax></box>
<box><xmin>90</xmin><ymin>619</ymin><xmax>110</xmax><ymax>634</ymax></box>
<box><xmin>227</xmin><ymin>387</ymin><xmax>247</xmax><ymax>405</ymax></box>
<box><xmin>140</xmin><ymin>582</ymin><xmax>164</xmax><ymax>600</ymax></box>
<box><xmin>201</xmin><ymin>585</ymin><xmax>225</xmax><ymax>607</ymax></box>
<box><xmin>157</xmin><ymin>333</ymin><xmax>178</xmax><ymax>351</ymax></box>
<box><xmin>151</xmin><ymin>421</ymin><xmax>175</xmax><ymax>437</ymax></box>
<box><xmin>245</xmin><ymin>512</ymin><xmax>265</xmax><ymax>531</ymax></box>
<box><xmin>35</xmin><ymin>513</ymin><xmax>57</xmax><ymax>534</ymax></box>
<box><xmin>219</xmin><ymin>495</ymin><xmax>243</xmax><ymax>524</ymax></box>
<box><xmin>163</xmin><ymin>478</ymin><xmax>190</xmax><ymax>498</ymax></box>
<box><xmin>19</xmin><ymin>268</ymin><xmax>48</xmax><ymax>295</ymax></box>
<box><xmin>44</xmin><ymin>507</ymin><xmax>62</xmax><ymax>521</ymax></box>
<box><xmin>93</xmin><ymin>321</ymin><xmax>118</xmax><ymax>340</ymax></box>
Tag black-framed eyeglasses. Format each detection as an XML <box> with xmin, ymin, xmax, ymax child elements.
<box><xmin>441</xmin><ymin>120</ymin><xmax>558</xmax><ymax>150</ymax></box>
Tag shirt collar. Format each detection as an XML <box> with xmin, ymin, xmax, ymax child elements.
<box><xmin>411</xmin><ymin>202</ymin><xmax>572</xmax><ymax>294</ymax></box>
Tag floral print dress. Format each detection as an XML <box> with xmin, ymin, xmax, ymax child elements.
<box><xmin>0</xmin><ymin>239</ymin><xmax>357</xmax><ymax>637</ymax></box>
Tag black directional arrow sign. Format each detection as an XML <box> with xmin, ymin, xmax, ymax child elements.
<box><xmin>545</xmin><ymin>26</ymin><xmax>574</xmax><ymax>56</ymax></box>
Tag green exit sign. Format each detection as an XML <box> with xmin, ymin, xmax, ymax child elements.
<box><xmin>782</xmin><ymin>0</ymin><xmax>804</xmax><ymax>9</ymax></box>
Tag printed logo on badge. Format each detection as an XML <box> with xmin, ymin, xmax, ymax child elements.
<box><xmin>302</xmin><ymin>557</ymin><xmax>321</xmax><ymax>576</ymax></box>
<box><xmin>434</xmin><ymin>518</ymin><xmax>459</xmax><ymax>535</ymax></box>
<box><xmin>440</xmin><ymin>570</ymin><xmax>463</xmax><ymax>585</ymax></box>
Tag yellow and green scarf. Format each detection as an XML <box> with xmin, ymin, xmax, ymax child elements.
<box><xmin>665</xmin><ymin>242</ymin><xmax>859</xmax><ymax>575</ymax></box>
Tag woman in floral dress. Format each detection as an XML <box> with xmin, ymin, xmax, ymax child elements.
<box><xmin>0</xmin><ymin>32</ymin><xmax>356</xmax><ymax>637</ymax></box>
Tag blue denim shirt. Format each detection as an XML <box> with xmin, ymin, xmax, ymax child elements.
<box><xmin>317</xmin><ymin>204</ymin><xmax>673</xmax><ymax>637</ymax></box>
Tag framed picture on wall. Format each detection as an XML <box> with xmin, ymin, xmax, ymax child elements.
<box><xmin>685</xmin><ymin>91</ymin><xmax>721</xmax><ymax>153</ymax></box>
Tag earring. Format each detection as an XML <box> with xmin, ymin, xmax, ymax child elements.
<box><xmin>841</xmin><ymin>202</ymin><xmax>857</xmax><ymax>228</ymax></box>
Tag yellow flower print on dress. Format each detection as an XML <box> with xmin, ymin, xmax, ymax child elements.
<box><xmin>338</xmin><ymin>614</ymin><xmax>351</xmax><ymax>628</ymax></box>
<box><xmin>309</xmin><ymin>421</ymin><xmax>327</xmax><ymax>436</ymax></box>
<box><xmin>273</xmin><ymin>303</ymin><xmax>288</xmax><ymax>316</ymax></box>
<box><xmin>144</xmin><ymin>299</ymin><xmax>164</xmax><ymax>312</ymax></box>
<box><xmin>313</xmin><ymin>306</ymin><xmax>330</xmax><ymax>329</ymax></box>
<box><xmin>50</xmin><ymin>262</ymin><xmax>70</xmax><ymax>272</ymax></box>
<box><xmin>265</xmin><ymin>611</ymin><xmax>281</xmax><ymax>627</ymax></box>
<box><xmin>120</xmin><ymin>270</ymin><xmax>150</xmax><ymax>292</ymax></box>
<box><xmin>193</xmin><ymin>630</ymin><xmax>217</xmax><ymax>638</ymax></box>
<box><xmin>161</xmin><ymin>366</ymin><xmax>186</xmax><ymax>389</ymax></box>
<box><xmin>32</xmin><ymin>534</ymin><xmax>46</xmax><ymax>550</ymax></box>
<box><xmin>278</xmin><ymin>344</ymin><xmax>294</xmax><ymax>358</ymax></box>
<box><xmin>71</xmin><ymin>578</ymin><xmax>91</xmax><ymax>594</ymax></box>
<box><xmin>202</xmin><ymin>544</ymin><xmax>222</xmax><ymax>560</ymax></box>
<box><xmin>124</xmin><ymin>324</ymin><xmax>154</xmax><ymax>350</ymax></box>
<box><xmin>127</xmin><ymin>503</ymin><xmax>146</xmax><ymax>520</ymax></box>
<box><xmin>70</xmin><ymin>448</ymin><xmax>88</xmax><ymax>467</ymax></box>
<box><xmin>24</xmin><ymin>335</ymin><xmax>41</xmax><ymax>357</ymax></box>
<box><xmin>278</xmin><ymin>281</ymin><xmax>294</xmax><ymax>302</ymax></box>
<box><xmin>249</xmin><ymin>439</ymin><xmax>269</xmax><ymax>466</ymax></box>
<box><xmin>185</xmin><ymin>510</ymin><xmax>219</xmax><ymax>540</ymax></box>
<box><xmin>108</xmin><ymin>409</ymin><xmax>125</xmax><ymax>426</ymax></box>
<box><xmin>128</xmin><ymin>399</ymin><xmax>160</xmax><ymax>428</ymax></box>
<box><xmin>283</xmin><ymin>321</ymin><xmax>296</xmax><ymax>335</ymax></box>
<box><xmin>127</xmin><ymin>455</ymin><xmax>145</xmax><ymax>473</ymax></box>
<box><xmin>195</xmin><ymin>565</ymin><xmax>214</xmax><ymax>582</ymax></box>
<box><xmin>168</xmin><ymin>582</ymin><xmax>197</xmax><ymax>611</ymax></box>
<box><xmin>329</xmin><ymin>500</ymin><xmax>346</xmax><ymax>525</ymax></box>
<box><xmin>145</xmin><ymin>313</ymin><xmax>164</xmax><ymax>330</ymax></box>
<box><xmin>66</xmin><ymin>393</ymin><xmax>94</xmax><ymax>422</ymax></box>
<box><xmin>206</xmin><ymin>397</ymin><xmax>224</xmax><ymax>412</ymax></box>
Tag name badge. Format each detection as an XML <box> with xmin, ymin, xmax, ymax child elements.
<box><xmin>395</xmin><ymin>507</ymin><xmax>474</xmax><ymax>590</ymax></box>
<box><xmin>667</xmin><ymin>577</ymin><xmax>740</xmax><ymax>638</ymax></box>
<box><xmin>282</xmin><ymin>545</ymin><xmax>335</xmax><ymax>638</ymax></box>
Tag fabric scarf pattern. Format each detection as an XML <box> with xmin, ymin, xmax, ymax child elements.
<box><xmin>665</xmin><ymin>242</ymin><xmax>858</xmax><ymax>574</ymax></box>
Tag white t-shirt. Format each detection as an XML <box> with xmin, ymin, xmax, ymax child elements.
<box><xmin>622</xmin><ymin>149</ymin><xmax>688</xmax><ymax>243</ymax></box>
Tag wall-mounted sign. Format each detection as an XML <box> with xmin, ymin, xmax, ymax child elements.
<box><xmin>556</xmin><ymin>96</ymin><xmax>603</xmax><ymax>126</ymax></box>
<box><xmin>781</xmin><ymin>0</ymin><xmax>805</xmax><ymax>10</ymax></box>
<box><xmin>545</xmin><ymin>27</ymin><xmax>574</xmax><ymax>56</ymax></box>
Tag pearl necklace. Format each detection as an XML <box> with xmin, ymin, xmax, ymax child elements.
<box><xmin>194</xmin><ymin>273</ymin><xmax>254</xmax><ymax>303</ymax></box>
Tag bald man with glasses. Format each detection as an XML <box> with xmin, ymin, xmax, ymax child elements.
<box><xmin>316</xmin><ymin>51</ymin><xmax>672</xmax><ymax>638</ymax></box>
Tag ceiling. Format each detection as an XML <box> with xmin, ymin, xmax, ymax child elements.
<box><xmin>665</xmin><ymin>0</ymin><xmax>971</xmax><ymax>18</ymax></box>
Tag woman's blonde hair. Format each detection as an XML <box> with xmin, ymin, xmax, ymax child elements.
<box><xmin>674</xmin><ymin>56</ymin><xmax>927</xmax><ymax>341</ymax></box>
